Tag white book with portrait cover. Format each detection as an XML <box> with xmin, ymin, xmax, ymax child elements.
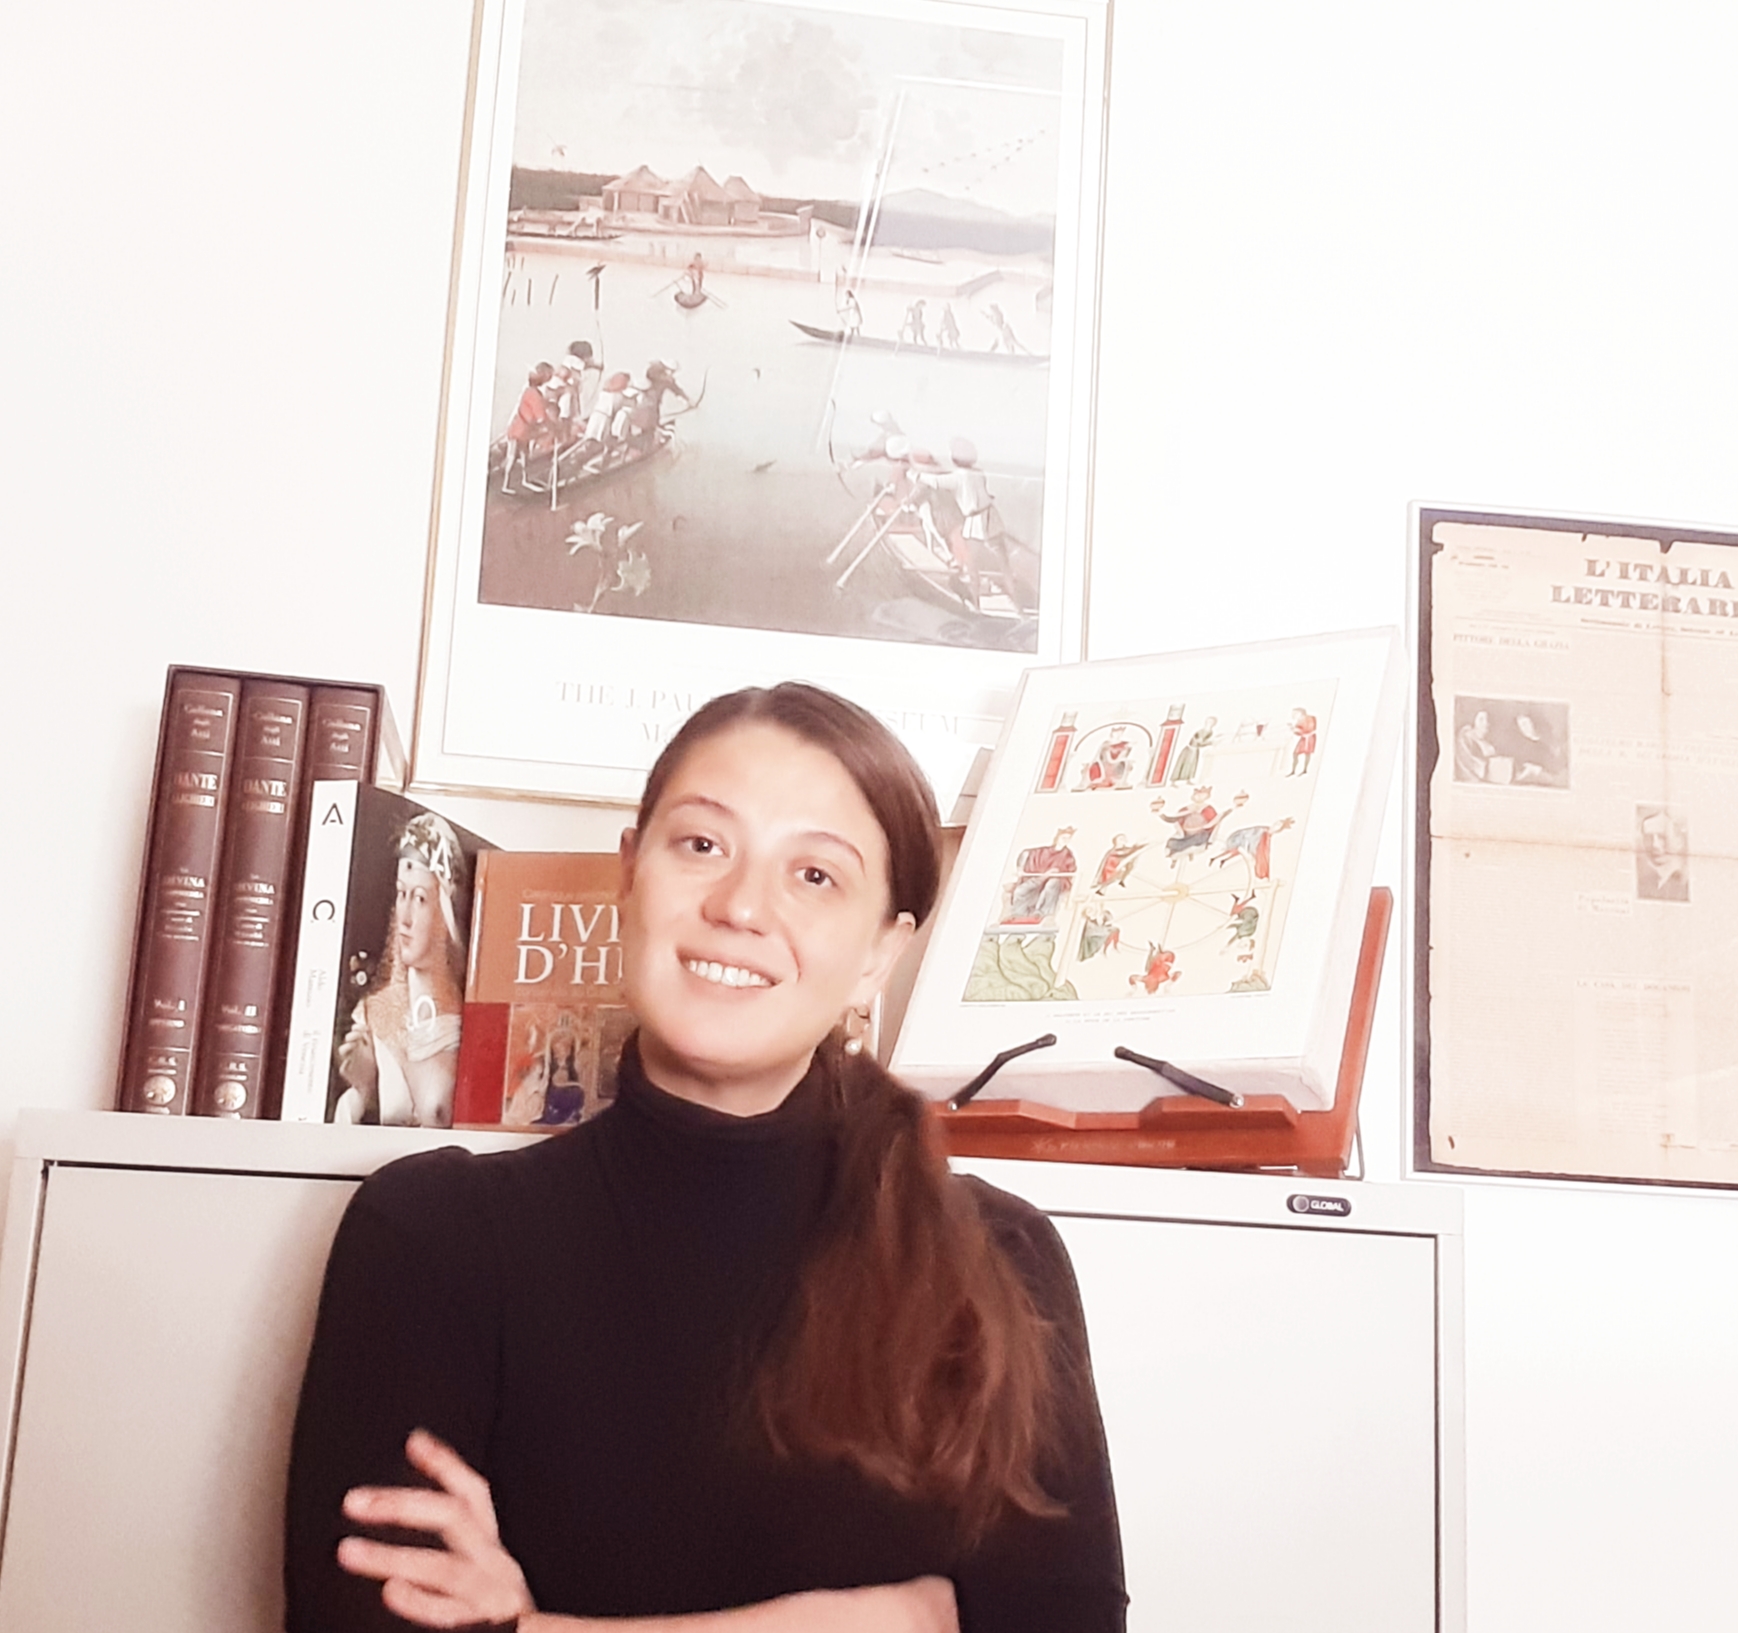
<box><xmin>890</xmin><ymin>628</ymin><xmax>1407</xmax><ymax>1113</ymax></box>
<box><xmin>278</xmin><ymin>783</ymin><xmax>494</xmax><ymax>1125</ymax></box>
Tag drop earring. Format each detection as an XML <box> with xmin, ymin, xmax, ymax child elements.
<box><xmin>842</xmin><ymin>1005</ymin><xmax>872</xmax><ymax>1056</ymax></box>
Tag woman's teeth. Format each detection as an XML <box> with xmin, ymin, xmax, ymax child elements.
<box><xmin>685</xmin><ymin>959</ymin><xmax>771</xmax><ymax>989</ymax></box>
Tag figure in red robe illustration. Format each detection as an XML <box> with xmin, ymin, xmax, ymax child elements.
<box><xmin>1130</xmin><ymin>942</ymin><xmax>1180</xmax><ymax>994</ymax></box>
<box><xmin>1211</xmin><ymin>815</ymin><xmax>1296</xmax><ymax>879</ymax></box>
<box><xmin>1289</xmin><ymin>708</ymin><xmax>1318</xmax><ymax>775</ymax></box>
<box><xmin>1155</xmin><ymin>787</ymin><xmax>1221</xmax><ymax>861</ymax></box>
<box><xmin>1079</xmin><ymin>734</ymin><xmax>1136</xmax><ymax>791</ymax></box>
<box><xmin>1001</xmin><ymin>828</ymin><xmax>1077</xmax><ymax>925</ymax></box>
<box><xmin>1092</xmin><ymin>834</ymin><xmax>1148</xmax><ymax>892</ymax></box>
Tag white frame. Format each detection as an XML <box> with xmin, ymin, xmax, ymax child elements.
<box><xmin>411</xmin><ymin>0</ymin><xmax>1112</xmax><ymax>808</ymax></box>
<box><xmin>893</xmin><ymin>627</ymin><xmax>1407</xmax><ymax>1110</ymax></box>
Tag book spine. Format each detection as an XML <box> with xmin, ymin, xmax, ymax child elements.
<box><xmin>306</xmin><ymin>686</ymin><xmax>379</xmax><ymax>781</ymax></box>
<box><xmin>277</xmin><ymin>780</ymin><xmax>361</xmax><ymax>1122</ymax></box>
<box><xmin>190</xmin><ymin>682</ymin><xmax>310</xmax><ymax>1119</ymax></box>
<box><xmin>117</xmin><ymin>674</ymin><xmax>243</xmax><ymax>1114</ymax></box>
<box><xmin>452</xmin><ymin>1002</ymin><xmax>513</xmax><ymax>1125</ymax></box>
<box><xmin>260</xmin><ymin>684</ymin><xmax>379</xmax><ymax>1117</ymax></box>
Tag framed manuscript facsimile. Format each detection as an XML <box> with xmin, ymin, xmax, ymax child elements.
<box><xmin>892</xmin><ymin>628</ymin><xmax>1407</xmax><ymax>1113</ymax></box>
<box><xmin>1412</xmin><ymin>505</ymin><xmax>1738</xmax><ymax>1189</ymax></box>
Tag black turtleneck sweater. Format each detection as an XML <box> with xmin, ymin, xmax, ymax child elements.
<box><xmin>284</xmin><ymin>1046</ymin><xmax>1127</xmax><ymax>1631</ymax></box>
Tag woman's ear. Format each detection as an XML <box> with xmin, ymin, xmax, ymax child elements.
<box><xmin>850</xmin><ymin>910</ymin><xmax>917</xmax><ymax>1010</ymax></box>
<box><xmin>619</xmin><ymin>826</ymin><xmax>639</xmax><ymax>892</ymax></box>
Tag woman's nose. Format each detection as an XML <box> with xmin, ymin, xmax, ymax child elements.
<box><xmin>703</xmin><ymin>858</ymin><xmax>770</xmax><ymax>930</ymax></box>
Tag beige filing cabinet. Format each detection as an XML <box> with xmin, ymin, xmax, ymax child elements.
<box><xmin>0</xmin><ymin>1111</ymin><xmax>1464</xmax><ymax>1632</ymax></box>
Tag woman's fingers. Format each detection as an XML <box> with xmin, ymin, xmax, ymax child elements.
<box><xmin>336</xmin><ymin>1535</ymin><xmax>466</xmax><ymax>1596</ymax></box>
<box><xmin>342</xmin><ymin>1485</ymin><xmax>481</xmax><ymax>1548</ymax></box>
<box><xmin>337</xmin><ymin>1533</ymin><xmax>532</xmax><ymax>1626</ymax></box>
<box><xmin>339</xmin><ymin>1433</ymin><xmax>533</xmax><ymax>1627</ymax></box>
<box><xmin>403</xmin><ymin>1428</ymin><xmax>498</xmax><ymax>1529</ymax></box>
<box><xmin>379</xmin><ymin>1575</ymin><xmax>500</xmax><ymax>1630</ymax></box>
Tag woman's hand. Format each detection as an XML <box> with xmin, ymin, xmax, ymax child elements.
<box><xmin>338</xmin><ymin>1429</ymin><xmax>535</xmax><ymax>1629</ymax></box>
<box><xmin>845</xmin><ymin>1575</ymin><xmax>957</xmax><ymax>1633</ymax></box>
<box><xmin>335</xmin><ymin>1009</ymin><xmax>379</xmax><ymax>1095</ymax></box>
<box><xmin>777</xmin><ymin>1576</ymin><xmax>958</xmax><ymax>1633</ymax></box>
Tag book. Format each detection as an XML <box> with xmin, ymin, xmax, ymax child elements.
<box><xmin>117</xmin><ymin>673</ymin><xmax>244</xmax><ymax>1114</ymax></box>
<box><xmin>305</xmin><ymin>685</ymin><xmax>382</xmax><ymax>784</ymax></box>
<box><xmin>453</xmin><ymin>851</ymin><xmax>630</xmax><ymax>1129</ymax></box>
<box><xmin>891</xmin><ymin>629</ymin><xmax>1406</xmax><ymax>1113</ymax></box>
<box><xmin>256</xmin><ymin>683</ymin><xmax>385</xmax><ymax>1116</ymax></box>
<box><xmin>189</xmin><ymin>681</ymin><xmax>310</xmax><ymax>1118</ymax></box>
<box><xmin>278</xmin><ymin>783</ymin><xmax>493</xmax><ymax>1126</ymax></box>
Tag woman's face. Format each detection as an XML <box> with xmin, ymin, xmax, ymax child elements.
<box><xmin>619</xmin><ymin>720</ymin><xmax>915</xmax><ymax>1114</ymax></box>
<box><xmin>394</xmin><ymin>858</ymin><xmax>443</xmax><ymax>973</ymax></box>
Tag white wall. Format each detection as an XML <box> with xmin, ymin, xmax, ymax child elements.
<box><xmin>2</xmin><ymin>1</ymin><xmax>1735</xmax><ymax>1627</ymax></box>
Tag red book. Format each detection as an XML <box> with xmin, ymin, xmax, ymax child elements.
<box><xmin>190</xmin><ymin>682</ymin><xmax>310</xmax><ymax>1118</ymax></box>
<box><xmin>453</xmin><ymin>852</ymin><xmax>630</xmax><ymax>1129</ymax></box>
<box><xmin>117</xmin><ymin>674</ymin><xmax>243</xmax><ymax>1114</ymax></box>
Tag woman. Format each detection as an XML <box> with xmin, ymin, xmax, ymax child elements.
<box><xmin>286</xmin><ymin>684</ymin><xmax>1126</xmax><ymax>1631</ymax></box>
<box><xmin>331</xmin><ymin>812</ymin><xmax>469</xmax><ymax>1129</ymax></box>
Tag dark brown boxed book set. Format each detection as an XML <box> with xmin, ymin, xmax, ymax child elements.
<box><xmin>115</xmin><ymin>667</ymin><xmax>404</xmax><ymax>1118</ymax></box>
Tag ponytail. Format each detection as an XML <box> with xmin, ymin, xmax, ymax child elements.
<box><xmin>751</xmin><ymin>1038</ymin><xmax>1063</xmax><ymax>1544</ymax></box>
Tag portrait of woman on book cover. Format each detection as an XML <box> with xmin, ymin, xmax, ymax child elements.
<box><xmin>332</xmin><ymin>812</ymin><xmax>470</xmax><ymax>1128</ymax></box>
<box><xmin>287</xmin><ymin>683</ymin><xmax>1126</xmax><ymax>1633</ymax></box>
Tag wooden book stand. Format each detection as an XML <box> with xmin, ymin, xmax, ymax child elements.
<box><xmin>934</xmin><ymin>887</ymin><xmax>1392</xmax><ymax>1179</ymax></box>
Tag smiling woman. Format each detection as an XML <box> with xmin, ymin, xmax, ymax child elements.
<box><xmin>284</xmin><ymin>684</ymin><xmax>1127</xmax><ymax>1633</ymax></box>
<box><xmin>619</xmin><ymin>716</ymin><xmax>919</xmax><ymax>1116</ymax></box>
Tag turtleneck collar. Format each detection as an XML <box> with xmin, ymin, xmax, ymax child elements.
<box><xmin>612</xmin><ymin>1032</ymin><xmax>836</xmax><ymax>1156</ymax></box>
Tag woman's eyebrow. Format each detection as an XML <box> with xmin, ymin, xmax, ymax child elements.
<box><xmin>795</xmin><ymin>829</ymin><xmax>866</xmax><ymax>870</ymax></box>
<box><xmin>660</xmin><ymin>793</ymin><xmax>736</xmax><ymax>822</ymax></box>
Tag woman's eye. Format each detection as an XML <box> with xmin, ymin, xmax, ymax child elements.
<box><xmin>682</xmin><ymin>835</ymin><xmax>718</xmax><ymax>855</ymax></box>
<box><xmin>799</xmin><ymin>865</ymin><xmax>834</xmax><ymax>889</ymax></box>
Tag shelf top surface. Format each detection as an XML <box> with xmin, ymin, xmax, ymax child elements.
<box><xmin>10</xmin><ymin>1110</ymin><xmax>1462</xmax><ymax>1237</ymax></box>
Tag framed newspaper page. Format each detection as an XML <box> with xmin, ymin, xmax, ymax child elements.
<box><xmin>891</xmin><ymin>628</ymin><xmax>1407</xmax><ymax>1113</ymax></box>
<box><xmin>1412</xmin><ymin>505</ymin><xmax>1738</xmax><ymax>1189</ymax></box>
<box><xmin>410</xmin><ymin>0</ymin><xmax>1111</xmax><ymax>808</ymax></box>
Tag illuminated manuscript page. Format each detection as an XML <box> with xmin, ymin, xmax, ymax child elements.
<box><xmin>1426</xmin><ymin>517</ymin><xmax>1738</xmax><ymax>1184</ymax></box>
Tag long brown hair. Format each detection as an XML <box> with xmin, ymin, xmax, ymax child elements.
<box><xmin>635</xmin><ymin>683</ymin><xmax>1061</xmax><ymax>1542</ymax></box>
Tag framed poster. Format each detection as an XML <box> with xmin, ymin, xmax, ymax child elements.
<box><xmin>412</xmin><ymin>0</ymin><xmax>1111</xmax><ymax>806</ymax></box>
<box><xmin>892</xmin><ymin>628</ymin><xmax>1407</xmax><ymax>1112</ymax></box>
<box><xmin>1411</xmin><ymin>504</ymin><xmax>1738</xmax><ymax>1189</ymax></box>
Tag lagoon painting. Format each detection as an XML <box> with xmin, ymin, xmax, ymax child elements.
<box><xmin>478</xmin><ymin>0</ymin><xmax>1070</xmax><ymax>652</ymax></box>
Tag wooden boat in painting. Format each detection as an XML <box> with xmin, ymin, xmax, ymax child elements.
<box><xmin>824</xmin><ymin>478</ymin><xmax>1039</xmax><ymax>631</ymax></box>
<box><xmin>488</xmin><ymin>422</ymin><xmax>677</xmax><ymax>508</ymax></box>
<box><xmin>788</xmin><ymin>320</ymin><xmax>1049</xmax><ymax>367</ymax></box>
